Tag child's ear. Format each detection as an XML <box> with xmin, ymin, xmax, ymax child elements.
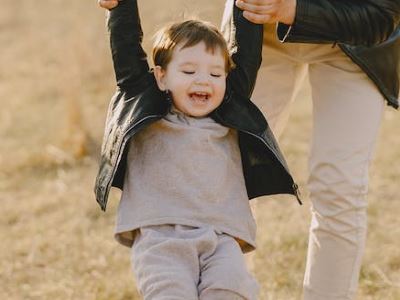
<box><xmin>154</xmin><ymin>66</ymin><xmax>167</xmax><ymax>91</ymax></box>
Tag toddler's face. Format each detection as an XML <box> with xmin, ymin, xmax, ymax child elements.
<box><xmin>154</xmin><ymin>42</ymin><xmax>227</xmax><ymax>117</ymax></box>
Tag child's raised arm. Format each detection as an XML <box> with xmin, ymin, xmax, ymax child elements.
<box><xmin>107</xmin><ymin>0</ymin><xmax>150</xmax><ymax>90</ymax></box>
<box><xmin>221</xmin><ymin>0</ymin><xmax>264</xmax><ymax>98</ymax></box>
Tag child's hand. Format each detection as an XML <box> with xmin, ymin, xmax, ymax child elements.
<box><xmin>98</xmin><ymin>0</ymin><xmax>120</xmax><ymax>10</ymax></box>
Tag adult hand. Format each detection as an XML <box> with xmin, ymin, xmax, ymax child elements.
<box><xmin>98</xmin><ymin>0</ymin><xmax>120</xmax><ymax>10</ymax></box>
<box><xmin>235</xmin><ymin>0</ymin><xmax>296</xmax><ymax>25</ymax></box>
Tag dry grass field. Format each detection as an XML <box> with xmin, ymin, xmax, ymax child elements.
<box><xmin>1</xmin><ymin>1</ymin><xmax>399</xmax><ymax>299</ymax></box>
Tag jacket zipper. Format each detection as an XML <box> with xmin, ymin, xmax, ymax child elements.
<box><xmin>292</xmin><ymin>183</ymin><xmax>302</xmax><ymax>205</ymax></box>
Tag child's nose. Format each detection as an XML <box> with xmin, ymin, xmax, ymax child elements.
<box><xmin>194</xmin><ymin>73</ymin><xmax>210</xmax><ymax>85</ymax></box>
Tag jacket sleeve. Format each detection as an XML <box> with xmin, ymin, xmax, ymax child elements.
<box><xmin>221</xmin><ymin>0</ymin><xmax>263</xmax><ymax>98</ymax></box>
<box><xmin>107</xmin><ymin>0</ymin><xmax>150</xmax><ymax>90</ymax></box>
<box><xmin>277</xmin><ymin>0</ymin><xmax>400</xmax><ymax>46</ymax></box>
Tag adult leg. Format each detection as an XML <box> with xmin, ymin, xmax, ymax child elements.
<box><xmin>251</xmin><ymin>25</ymin><xmax>308</xmax><ymax>138</ymax></box>
<box><xmin>198</xmin><ymin>233</ymin><xmax>259</xmax><ymax>300</ymax></box>
<box><xmin>304</xmin><ymin>49</ymin><xmax>385</xmax><ymax>300</ymax></box>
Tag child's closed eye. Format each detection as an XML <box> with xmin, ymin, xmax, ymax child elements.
<box><xmin>210</xmin><ymin>73</ymin><xmax>222</xmax><ymax>78</ymax></box>
<box><xmin>182</xmin><ymin>70</ymin><xmax>195</xmax><ymax>75</ymax></box>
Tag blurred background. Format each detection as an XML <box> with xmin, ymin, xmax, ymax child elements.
<box><xmin>1</xmin><ymin>1</ymin><xmax>399</xmax><ymax>299</ymax></box>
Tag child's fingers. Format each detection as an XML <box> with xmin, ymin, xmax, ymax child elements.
<box><xmin>98</xmin><ymin>0</ymin><xmax>119</xmax><ymax>10</ymax></box>
<box><xmin>98</xmin><ymin>0</ymin><xmax>118</xmax><ymax>9</ymax></box>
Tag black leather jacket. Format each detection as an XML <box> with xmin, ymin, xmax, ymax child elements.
<box><xmin>277</xmin><ymin>0</ymin><xmax>400</xmax><ymax>108</ymax></box>
<box><xmin>94</xmin><ymin>0</ymin><xmax>300</xmax><ymax>211</ymax></box>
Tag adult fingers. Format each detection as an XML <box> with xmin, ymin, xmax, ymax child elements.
<box><xmin>236</xmin><ymin>0</ymin><xmax>281</xmax><ymax>5</ymax></box>
<box><xmin>242</xmin><ymin>10</ymin><xmax>275</xmax><ymax>24</ymax></box>
<box><xmin>235</xmin><ymin>0</ymin><xmax>272</xmax><ymax>14</ymax></box>
<box><xmin>98</xmin><ymin>0</ymin><xmax>119</xmax><ymax>10</ymax></box>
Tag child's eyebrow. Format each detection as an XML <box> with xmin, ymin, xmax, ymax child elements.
<box><xmin>178</xmin><ymin>62</ymin><xmax>225</xmax><ymax>69</ymax></box>
<box><xmin>210</xmin><ymin>65</ymin><xmax>225</xmax><ymax>70</ymax></box>
<box><xmin>178</xmin><ymin>62</ymin><xmax>197</xmax><ymax>67</ymax></box>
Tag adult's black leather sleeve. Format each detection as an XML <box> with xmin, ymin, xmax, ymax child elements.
<box><xmin>277</xmin><ymin>0</ymin><xmax>400</xmax><ymax>46</ymax></box>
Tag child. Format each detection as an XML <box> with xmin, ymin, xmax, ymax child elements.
<box><xmin>95</xmin><ymin>0</ymin><xmax>300</xmax><ymax>299</ymax></box>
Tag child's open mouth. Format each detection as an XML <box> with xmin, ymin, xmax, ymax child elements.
<box><xmin>189</xmin><ymin>92</ymin><xmax>210</xmax><ymax>103</ymax></box>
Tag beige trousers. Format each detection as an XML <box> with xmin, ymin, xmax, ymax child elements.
<box><xmin>252</xmin><ymin>25</ymin><xmax>385</xmax><ymax>300</ymax></box>
<box><xmin>131</xmin><ymin>225</ymin><xmax>259</xmax><ymax>300</ymax></box>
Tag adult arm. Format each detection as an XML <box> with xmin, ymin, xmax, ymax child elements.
<box><xmin>236</xmin><ymin>0</ymin><xmax>400</xmax><ymax>46</ymax></box>
<box><xmin>106</xmin><ymin>0</ymin><xmax>150</xmax><ymax>90</ymax></box>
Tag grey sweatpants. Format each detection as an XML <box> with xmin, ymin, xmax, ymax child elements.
<box><xmin>131</xmin><ymin>225</ymin><xmax>259</xmax><ymax>300</ymax></box>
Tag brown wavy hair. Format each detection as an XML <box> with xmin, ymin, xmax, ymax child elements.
<box><xmin>152</xmin><ymin>19</ymin><xmax>234</xmax><ymax>72</ymax></box>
